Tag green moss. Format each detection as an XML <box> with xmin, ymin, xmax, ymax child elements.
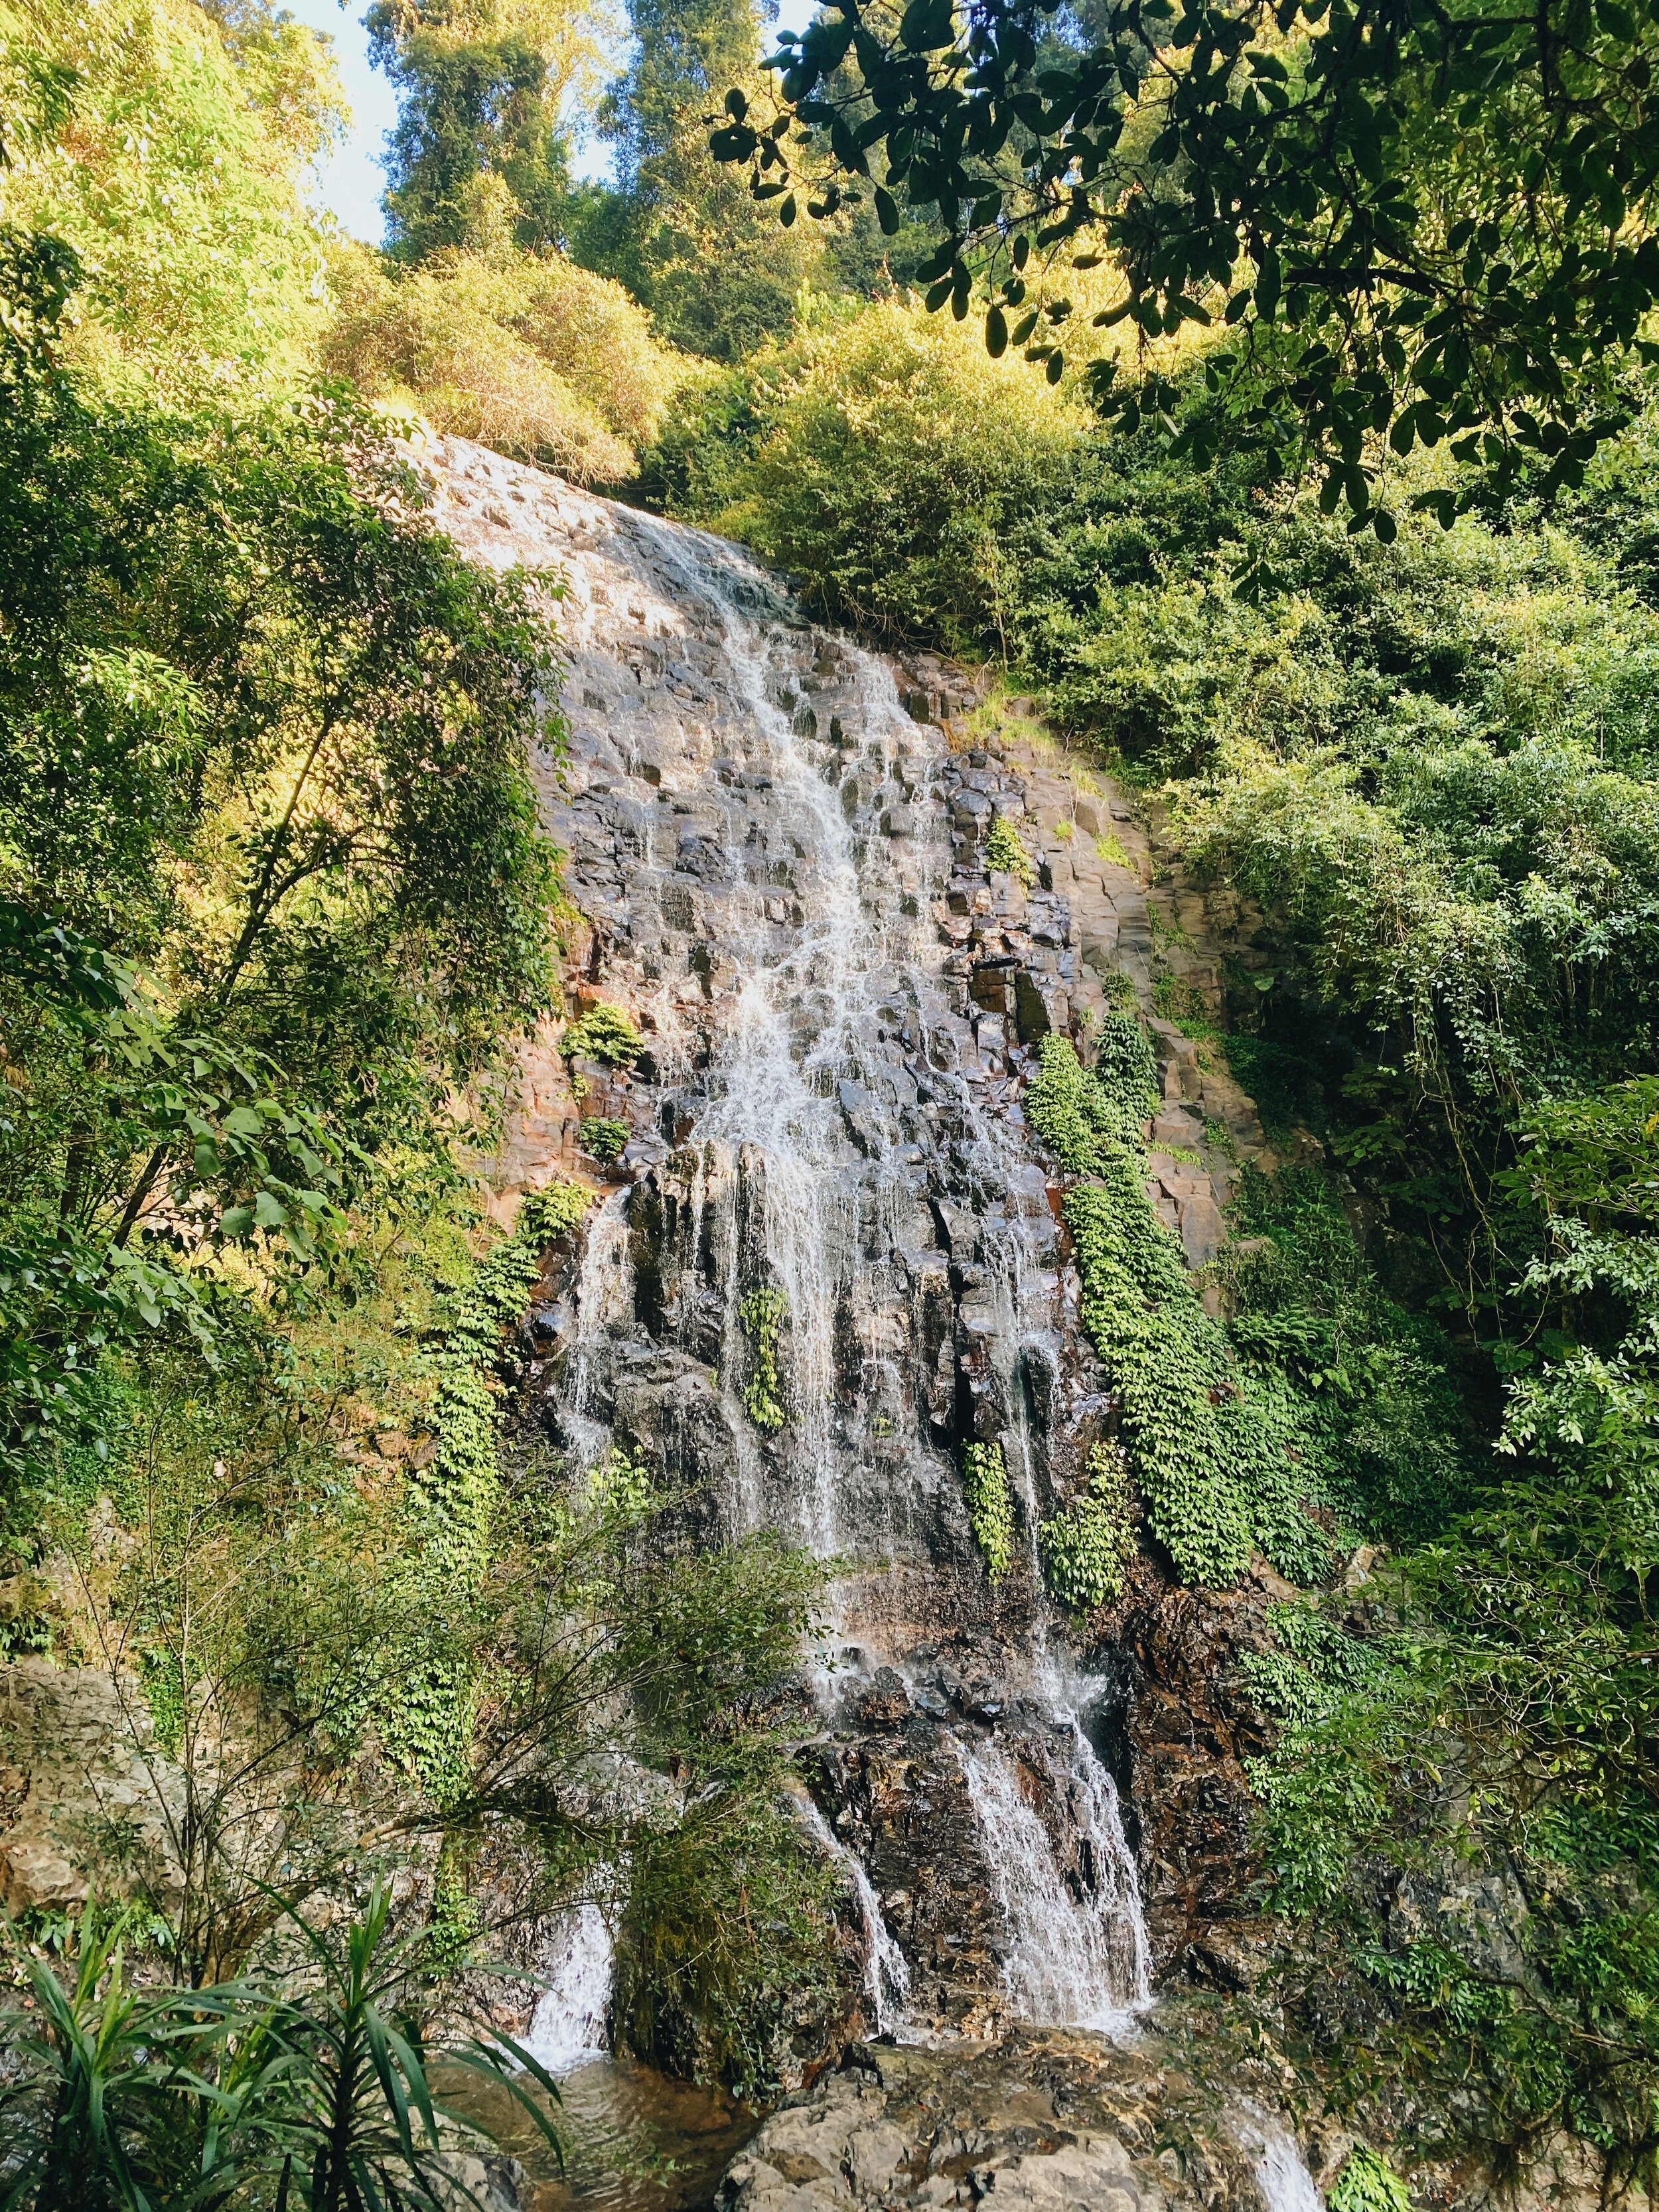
<box><xmin>984</xmin><ymin>812</ymin><xmax>1036</xmax><ymax>887</ymax></box>
<box><xmin>963</xmin><ymin>1439</ymin><xmax>1016</xmax><ymax>1581</ymax></box>
<box><xmin>579</xmin><ymin>1115</ymin><xmax>630</xmax><ymax>1162</ymax></box>
<box><xmin>1039</xmin><ymin>1442</ymin><xmax>1135</xmax><ymax>1612</ymax></box>
<box><xmin>738</xmin><ymin>1288</ymin><xmax>787</xmax><ymax>1432</ymax></box>
<box><xmin>565</xmin><ymin>1002</ymin><xmax>645</xmax><ymax>1068</ymax></box>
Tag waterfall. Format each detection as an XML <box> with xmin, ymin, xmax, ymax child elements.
<box><xmin>796</xmin><ymin>1795</ymin><xmax>912</xmax><ymax>2036</ymax></box>
<box><xmin>524</xmin><ymin>1903</ymin><xmax>614</xmax><ymax>2073</ymax></box>
<box><xmin>1234</xmin><ymin>2108</ymin><xmax>1326</xmax><ymax>2212</ymax></box>
<box><xmin>962</xmin><ymin>1732</ymin><xmax>1149</xmax><ymax>2033</ymax></box>
<box><xmin>431</xmin><ymin>439</ymin><xmax>1157</xmax><ymax>2050</ymax></box>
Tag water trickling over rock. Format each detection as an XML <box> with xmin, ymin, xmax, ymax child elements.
<box><xmin>426</xmin><ymin>434</ymin><xmax>1172</xmax><ymax>2049</ymax></box>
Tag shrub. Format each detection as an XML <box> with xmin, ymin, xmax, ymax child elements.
<box><xmin>563</xmin><ymin>1001</ymin><xmax>645</xmax><ymax>1067</ymax></box>
<box><xmin>323</xmin><ymin>243</ymin><xmax>687</xmax><ymax>482</ymax></box>
<box><xmin>656</xmin><ymin>297</ymin><xmax>1086</xmax><ymax>650</ymax></box>
<box><xmin>1329</xmin><ymin>2148</ymin><xmax>1414</xmax><ymax>2212</ymax></box>
<box><xmin>984</xmin><ymin>813</ymin><xmax>1036</xmax><ymax>886</ymax></box>
<box><xmin>579</xmin><ymin>1116</ymin><xmax>630</xmax><ymax>1162</ymax></box>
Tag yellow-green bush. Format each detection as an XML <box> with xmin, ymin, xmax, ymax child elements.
<box><xmin>657</xmin><ymin>297</ymin><xmax>1086</xmax><ymax>650</ymax></box>
<box><xmin>0</xmin><ymin>0</ymin><xmax>340</xmax><ymax>394</ymax></box>
<box><xmin>323</xmin><ymin>240</ymin><xmax>688</xmax><ymax>482</ymax></box>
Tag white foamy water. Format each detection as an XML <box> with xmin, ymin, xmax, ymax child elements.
<box><xmin>963</xmin><ymin>1728</ymin><xmax>1149</xmax><ymax>2032</ymax></box>
<box><xmin>524</xmin><ymin>1904</ymin><xmax>614</xmax><ymax>2073</ymax></box>
<box><xmin>796</xmin><ymin>1794</ymin><xmax>912</xmax><ymax>2037</ymax></box>
<box><xmin>1235</xmin><ymin>2108</ymin><xmax>1325</xmax><ymax>2212</ymax></box>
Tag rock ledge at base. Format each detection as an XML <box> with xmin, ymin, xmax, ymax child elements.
<box><xmin>715</xmin><ymin>2031</ymin><xmax>1301</xmax><ymax>2212</ymax></box>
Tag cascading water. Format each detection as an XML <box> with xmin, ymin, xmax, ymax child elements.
<box><xmin>1234</xmin><ymin>2108</ymin><xmax>1327</xmax><ymax>2212</ymax></box>
<box><xmin>962</xmin><ymin>1728</ymin><xmax>1147</xmax><ymax>2033</ymax></box>
<box><xmin>430</xmin><ymin>437</ymin><xmax>1154</xmax><ymax>2049</ymax></box>
<box><xmin>796</xmin><ymin>1795</ymin><xmax>912</xmax><ymax>2037</ymax></box>
<box><xmin>524</xmin><ymin>1904</ymin><xmax>615</xmax><ymax>2074</ymax></box>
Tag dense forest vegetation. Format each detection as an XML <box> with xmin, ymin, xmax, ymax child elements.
<box><xmin>5</xmin><ymin>0</ymin><xmax>1659</xmax><ymax>2199</ymax></box>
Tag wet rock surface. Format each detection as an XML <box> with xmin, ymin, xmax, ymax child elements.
<box><xmin>421</xmin><ymin>440</ymin><xmax>1295</xmax><ymax>2097</ymax></box>
<box><xmin>715</xmin><ymin>2031</ymin><xmax>1306</xmax><ymax>2212</ymax></box>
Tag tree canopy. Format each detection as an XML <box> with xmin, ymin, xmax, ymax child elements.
<box><xmin>711</xmin><ymin>0</ymin><xmax>1659</xmax><ymax>525</ymax></box>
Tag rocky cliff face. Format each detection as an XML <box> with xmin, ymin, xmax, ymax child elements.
<box><xmin>418</xmin><ymin>440</ymin><xmax>1283</xmax><ymax>2043</ymax></box>
<box><xmin>417</xmin><ymin>433</ymin><xmax>1300</xmax><ymax>2159</ymax></box>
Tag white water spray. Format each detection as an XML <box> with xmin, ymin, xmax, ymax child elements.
<box><xmin>962</xmin><ymin>1730</ymin><xmax>1149</xmax><ymax>2033</ymax></box>
<box><xmin>524</xmin><ymin>1904</ymin><xmax>614</xmax><ymax>2074</ymax></box>
<box><xmin>796</xmin><ymin>1796</ymin><xmax>912</xmax><ymax>2037</ymax></box>
<box><xmin>1234</xmin><ymin>2108</ymin><xmax>1326</xmax><ymax>2212</ymax></box>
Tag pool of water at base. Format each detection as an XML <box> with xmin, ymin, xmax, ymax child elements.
<box><xmin>444</xmin><ymin>2054</ymin><xmax>762</xmax><ymax>2212</ymax></box>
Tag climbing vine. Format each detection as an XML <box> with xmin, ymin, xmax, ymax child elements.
<box><xmin>1039</xmin><ymin>1442</ymin><xmax>1135</xmax><ymax>1613</ymax></box>
<box><xmin>737</xmin><ymin>1288</ymin><xmax>788</xmax><ymax>1432</ymax></box>
<box><xmin>1064</xmin><ymin>1170</ymin><xmax>1253</xmax><ymax>1586</ymax></box>
<box><xmin>388</xmin><ymin>1179</ymin><xmax>591</xmax><ymax>1799</ymax></box>
<box><xmin>1025</xmin><ymin>1023</ymin><xmax>1155</xmax><ymax>1165</ymax></box>
<box><xmin>963</xmin><ymin>1440</ymin><xmax>1015</xmax><ymax>1582</ymax></box>
<box><xmin>983</xmin><ymin>814</ymin><xmax>1035</xmax><ymax>888</ymax></box>
<box><xmin>1027</xmin><ymin>1031</ymin><xmax>1252</xmax><ymax>1586</ymax></box>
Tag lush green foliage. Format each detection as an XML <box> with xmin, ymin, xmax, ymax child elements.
<box><xmin>1038</xmin><ymin>1441</ymin><xmax>1135</xmax><ymax>1613</ymax></box>
<box><xmin>983</xmin><ymin>812</ymin><xmax>1035</xmax><ymax>885</ymax></box>
<box><xmin>382</xmin><ymin>1181</ymin><xmax>589</xmax><ymax>1799</ymax></box>
<box><xmin>0</xmin><ymin>0</ymin><xmax>342</xmax><ymax>396</ymax></box>
<box><xmin>1329</xmin><ymin>2146</ymin><xmax>1414</xmax><ymax>2212</ymax></box>
<box><xmin>0</xmin><ymin>345</ymin><xmax>563</xmax><ymax>1522</ymax></box>
<box><xmin>962</xmin><ymin>1438</ymin><xmax>1015</xmax><ymax>1580</ymax></box>
<box><xmin>1241</xmin><ymin>1087</ymin><xmax>1659</xmax><ymax>2160</ymax></box>
<box><xmin>737</xmin><ymin>1286</ymin><xmax>788</xmax><ymax>1432</ymax></box>
<box><xmin>578</xmin><ymin>1114</ymin><xmax>630</xmax><ymax>1161</ymax></box>
<box><xmin>719</xmin><ymin>0</ymin><xmax>1659</xmax><ymax>523</ymax></box>
<box><xmin>563</xmin><ymin>999</ymin><xmax>646</xmax><ymax>1067</ymax></box>
<box><xmin>653</xmin><ymin>296</ymin><xmax>1086</xmax><ymax>647</ymax></box>
<box><xmin>1026</xmin><ymin>1035</ymin><xmax>1459</xmax><ymax>1584</ymax></box>
<box><xmin>322</xmin><ymin>236</ymin><xmax>687</xmax><ymax>484</ymax></box>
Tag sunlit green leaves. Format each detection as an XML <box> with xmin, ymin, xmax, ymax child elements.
<box><xmin>717</xmin><ymin>0</ymin><xmax>1659</xmax><ymax>515</ymax></box>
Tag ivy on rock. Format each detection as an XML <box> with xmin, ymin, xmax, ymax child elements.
<box><xmin>1039</xmin><ymin>1441</ymin><xmax>1135</xmax><ymax>1613</ymax></box>
<box><xmin>737</xmin><ymin>1286</ymin><xmax>788</xmax><ymax>1432</ymax></box>
<box><xmin>384</xmin><ymin>1179</ymin><xmax>591</xmax><ymax>1799</ymax></box>
<box><xmin>963</xmin><ymin>1439</ymin><xmax>1016</xmax><ymax>1581</ymax></box>
<box><xmin>1027</xmin><ymin>1031</ymin><xmax>1253</xmax><ymax>1582</ymax></box>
